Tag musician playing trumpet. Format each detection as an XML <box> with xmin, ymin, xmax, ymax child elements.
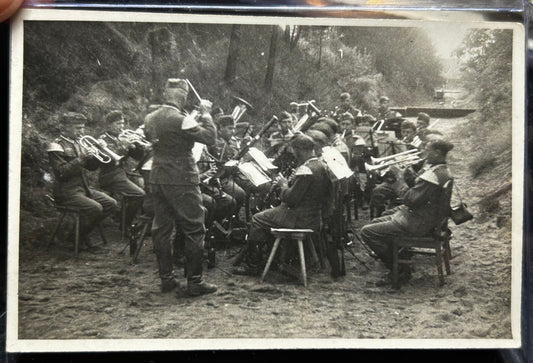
<box><xmin>46</xmin><ymin>112</ymin><xmax>118</xmax><ymax>249</ymax></box>
<box><xmin>98</xmin><ymin>110</ymin><xmax>146</xmax><ymax>233</ymax></box>
<box><xmin>361</xmin><ymin>138</ymin><xmax>454</xmax><ymax>287</ymax></box>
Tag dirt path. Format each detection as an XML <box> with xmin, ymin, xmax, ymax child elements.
<box><xmin>16</xmin><ymin>116</ymin><xmax>514</xmax><ymax>343</ymax></box>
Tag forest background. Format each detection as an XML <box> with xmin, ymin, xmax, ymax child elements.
<box><xmin>18</xmin><ymin>20</ymin><xmax>512</xmax><ymax>251</ymax></box>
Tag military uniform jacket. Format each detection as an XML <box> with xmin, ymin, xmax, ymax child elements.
<box><xmin>210</xmin><ymin>136</ymin><xmax>240</xmax><ymax>164</ymax></box>
<box><xmin>47</xmin><ymin>136</ymin><xmax>98</xmax><ymax>198</ymax></box>
<box><xmin>98</xmin><ymin>132</ymin><xmax>143</xmax><ymax>186</ymax></box>
<box><xmin>279</xmin><ymin>157</ymin><xmax>332</xmax><ymax>228</ymax></box>
<box><xmin>393</xmin><ymin>163</ymin><xmax>452</xmax><ymax>235</ymax></box>
<box><xmin>144</xmin><ymin>104</ymin><xmax>216</xmax><ymax>186</ymax></box>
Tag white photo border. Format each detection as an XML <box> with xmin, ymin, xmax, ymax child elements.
<box><xmin>7</xmin><ymin>8</ymin><xmax>525</xmax><ymax>352</ymax></box>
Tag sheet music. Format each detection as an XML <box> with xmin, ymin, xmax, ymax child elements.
<box><xmin>321</xmin><ymin>146</ymin><xmax>353</xmax><ymax>180</ymax></box>
<box><xmin>247</xmin><ymin>147</ymin><xmax>278</xmax><ymax>172</ymax></box>
<box><xmin>238</xmin><ymin>162</ymin><xmax>271</xmax><ymax>186</ymax></box>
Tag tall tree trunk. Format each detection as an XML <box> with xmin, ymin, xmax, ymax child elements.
<box><xmin>264</xmin><ymin>25</ymin><xmax>280</xmax><ymax>94</ymax></box>
<box><xmin>317</xmin><ymin>27</ymin><xmax>324</xmax><ymax>69</ymax></box>
<box><xmin>290</xmin><ymin>26</ymin><xmax>303</xmax><ymax>51</ymax></box>
<box><xmin>225</xmin><ymin>24</ymin><xmax>241</xmax><ymax>85</ymax></box>
<box><xmin>148</xmin><ymin>27</ymin><xmax>172</xmax><ymax>102</ymax></box>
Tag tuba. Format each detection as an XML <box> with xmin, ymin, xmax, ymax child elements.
<box><xmin>231</xmin><ymin>96</ymin><xmax>253</xmax><ymax>124</ymax></box>
<box><xmin>78</xmin><ymin>135</ymin><xmax>124</xmax><ymax>165</ymax></box>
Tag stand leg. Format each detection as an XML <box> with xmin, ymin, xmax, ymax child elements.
<box><xmin>47</xmin><ymin>212</ymin><xmax>65</xmax><ymax>250</ymax></box>
<box><xmin>260</xmin><ymin>237</ymin><xmax>281</xmax><ymax>283</ymax></box>
<box><xmin>74</xmin><ymin>213</ymin><xmax>80</xmax><ymax>258</ymax></box>
<box><xmin>392</xmin><ymin>241</ymin><xmax>399</xmax><ymax>289</ymax></box>
<box><xmin>297</xmin><ymin>239</ymin><xmax>307</xmax><ymax>287</ymax></box>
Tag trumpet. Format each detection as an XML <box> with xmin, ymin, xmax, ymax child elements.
<box><xmin>231</xmin><ymin>96</ymin><xmax>253</xmax><ymax>124</ymax></box>
<box><xmin>118</xmin><ymin>129</ymin><xmax>151</xmax><ymax>147</ymax></box>
<box><xmin>77</xmin><ymin>135</ymin><xmax>124</xmax><ymax>165</ymax></box>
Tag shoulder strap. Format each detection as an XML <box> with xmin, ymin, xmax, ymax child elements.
<box><xmin>294</xmin><ymin>165</ymin><xmax>313</xmax><ymax>176</ymax></box>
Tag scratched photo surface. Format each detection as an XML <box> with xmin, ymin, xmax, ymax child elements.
<box><xmin>7</xmin><ymin>9</ymin><xmax>523</xmax><ymax>351</ymax></box>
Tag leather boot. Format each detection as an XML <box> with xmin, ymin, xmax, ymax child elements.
<box><xmin>161</xmin><ymin>276</ymin><xmax>180</xmax><ymax>293</ymax></box>
<box><xmin>187</xmin><ymin>275</ymin><xmax>217</xmax><ymax>297</ymax></box>
<box><xmin>231</xmin><ymin>240</ymin><xmax>261</xmax><ymax>276</ymax></box>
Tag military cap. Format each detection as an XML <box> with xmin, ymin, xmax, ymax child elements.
<box><xmin>165</xmin><ymin>78</ymin><xmax>189</xmax><ymax>91</ymax></box>
<box><xmin>217</xmin><ymin>115</ymin><xmax>235</xmax><ymax>127</ymax></box>
<box><xmin>379</xmin><ymin>96</ymin><xmax>389</xmax><ymax>103</ymax></box>
<box><xmin>417</xmin><ymin>112</ymin><xmax>431</xmax><ymax>123</ymax></box>
<box><xmin>291</xmin><ymin>134</ymin><xmax>315</xmax><ymax>151</ymax></box>
<box><xmin>427</xmin><ymin>138</ymin><xmax>454</xmax><ymax>154</ymax></box>
<box><xmin>340</xmin><ymin>92</ymin><xmax>351</xmax><ymax>100</ymax></box>
<box><xmin>310</xmin><ymin>122</ymin><xmax>333</xmax><ymax>139</ymax></box>
<box><xmin>305</xmin><ymin>129</ymin><xmax>329</xmax><ymax>147</ymax></box>
<box><xmin>319</xmin><ymin>117</ymin><xmax>339</xmax><ymax>134</ymax></box>
<box><xmin>104</xmin><ymin>110</ymin><xmax>124</xmax><ymax>124</ymax></box>
<box><xmin>400</xmin><ymin>119</ymin><xmax>417</xmax><ymax>130</ymax></box>
<box><xmin>61</xmin><ymin>112</ymin><xmax>87</xmax><ymax>125</ymax></box>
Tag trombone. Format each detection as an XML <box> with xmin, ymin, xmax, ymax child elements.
<box><xmin>365</xmin><ymin>148</ymin><xmax>423</xmax><ymax>176</ymax></box>
<box><xmin>364</xmin><ymin>156</ymin><xmax>423</xmax><ymax>175</ymax></box>
<box><xmin>370</xmin><ymin>148</ymin><xmax>420</xmax><ymax>165</ymax></box>
<box><xmin>77</xmin><ymin>135</ymin><xmax>124</xmax><ymax>165</ymax></box>
<box><xmin>118</xmin><ymin>129</ymin><xmax>151</xmax><ymax>147</ymax></box>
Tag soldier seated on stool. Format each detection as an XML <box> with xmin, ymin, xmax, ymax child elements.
<box><xmin>47</xmin><ymin>112</ymin><xmax>118</xmax><ymax>248</ymax></box>
<box><xmin>361</xmin><ymin>139</ymin><xmax>454</xmax><ymax>286</ymax></box>
<box><xmin>98</xmin><ymin>110</ymin><xmax>146</xmax><ymax>233</ymax></box>
<box><xmin>233</xmin><ymin>134</ymin><xmax>332</xmax><ymax>276</ymax></box>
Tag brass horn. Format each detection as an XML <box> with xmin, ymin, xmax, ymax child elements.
<box><xmin>365</xmin><ymin>156</ymin><xmax>423</xmax><ymax>174</ymax></box>
<box><xmin>231</xmin><ymin>96</ymin><xmax>253</xmax><ymax>123</ymax></box>
<box><xmin>118</xmin><ymin>129</ymin><xmax>151</xmax><ymax>147</ymax></box>
<box><xmin>370</xmin><ymin>149</ymin><xmax>420</xmax><ymax>164</ymax></box>
<box><xmin>78</xmin><ymin>135</ymin><xmax>124</xmax><ymax>165</ymax></box>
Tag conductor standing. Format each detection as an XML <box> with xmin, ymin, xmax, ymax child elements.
<box><xmin>144</xmin><ymin>78</ymin><xmax>218</xmax><ymax>296</ymax></box>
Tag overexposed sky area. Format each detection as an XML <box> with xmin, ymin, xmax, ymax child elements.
<box><xmin>421</xmin><ymin>23</ymin><xmax>471</xmax><ymax>59</ymax></box>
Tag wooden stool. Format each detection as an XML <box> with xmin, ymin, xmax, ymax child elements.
<box><xmin>391</xmin><ymin>227</ymin><xmax>452</xmax><ymax>289</ymax></box>
<box><xmin>46</xmin><ymin>195</ymin><xmax>108</xmax><ymax>258</ymax></box>
<box><xmin>261</xmin><ymin>228</ymin><xmax>316</xmax><ymax>287</ymax></box>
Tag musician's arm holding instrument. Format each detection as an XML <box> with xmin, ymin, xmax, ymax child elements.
<box><xmin>387</xmin><ymin>164</ymin><xmax>442</xmax><ymax>209</ymax></box>
<box><xmin>48</xmin><ymin>141</ymin><xmax>98</xmax><ymax>181</ymax></box>
<box><xmin>278</xmin><ymin>167</ymin><xmax>313</xmax><ymax>208</ymax></box>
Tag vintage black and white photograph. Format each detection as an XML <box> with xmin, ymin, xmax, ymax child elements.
<box><xmin>7</xmin><ymin>9</ymin><xmax>523</xmax><ymax>351</ymax></box>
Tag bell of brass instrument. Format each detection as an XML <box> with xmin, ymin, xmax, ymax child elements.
<box><xmin>118</xmin><ymin>129</ymin><xmax>151</xmax><ymax>147</ymax></box>
<box><xmin>231</xmin><ymin>96</ymin><xmax>253</xmax><ymax>124</ymax></box>
<box><xmin>78</xmin><ymin>135</ymin><xmax>124</xmax><ymax>165</ymax></box>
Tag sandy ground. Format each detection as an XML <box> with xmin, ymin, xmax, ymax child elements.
<box><xmin>14</xmin><ymin>117</ymin><xmax>514</xmax><ymax>345</ymax></box>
